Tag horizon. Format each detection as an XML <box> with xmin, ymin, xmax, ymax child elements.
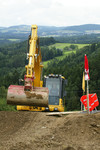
<box><xmin>1</xmin><ymin>23</ymin><xmax>100</xmax><ymax>28</ymax></box>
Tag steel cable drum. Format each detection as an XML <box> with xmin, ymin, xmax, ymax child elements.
<box><xmin>7</xmin><ymin>85</ymin><xmax>49</xmax><ymax>107</ymax></box>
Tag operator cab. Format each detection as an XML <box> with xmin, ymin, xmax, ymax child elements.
<box><xmin>44</xmin><ymin>74</ymin><xmax>66</xmax><ymax>107</ymax></box>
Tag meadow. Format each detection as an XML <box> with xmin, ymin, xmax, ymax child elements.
<box><xmin>43</xmin><ymin>43</ymin><xmax>89</xmax><ymax>67</ymax></box>
<box><xmin>49</xmin><ymin>43</ymin><xmax>89</xmax><ymax>49</ymax></box>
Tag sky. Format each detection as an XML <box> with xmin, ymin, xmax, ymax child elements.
<box><xmin>0</xmin><ymin>0</ymin><xmax>100</xmax><ymax>27</ymax></box>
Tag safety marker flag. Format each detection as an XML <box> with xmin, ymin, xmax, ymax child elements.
<box><xmin>84</xmin><ymin>54</ymin><xmax>90</xmax><ymax>80</ymax></box>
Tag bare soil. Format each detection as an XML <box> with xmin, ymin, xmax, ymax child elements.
<box><xmin>0</xmin><ymin>111</ymin><xmax>100</xmax><ymax>150</ymax></box>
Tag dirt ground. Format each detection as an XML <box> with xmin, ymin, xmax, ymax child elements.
<box><xmin>0</xmin><ymin>111</ymin><xmax>100</xmax><ymax>150</ymax></box>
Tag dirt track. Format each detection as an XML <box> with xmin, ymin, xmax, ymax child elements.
<box><xmin>0</xmin><ymin>111</ymin><xmax>100</xmax><ymax>150</ymax></box>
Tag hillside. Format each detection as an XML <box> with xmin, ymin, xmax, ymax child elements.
<box><xmin>1</xmin><ymin>24</ymin><xmax>100</xmax><ymax>45</ymax></box>
<box><xmin>0</xmin><ymin>39</ymin><xmax>100</xmax><ymax>111</ymax></box>
<box><xmin>64</xmin><ymin>24</ymin><xmax>100</xmax><ymax>33</ymax></box>
<box><xmin>0</xmin><ymin>41</ymin><xmax>88</xmax><ymax>82</ymax></box>
<box><xmin>43</xmin><ymin>43</ymin><xmax>100</xmax><ymax>110</ymax></box>
<box><xmin>43</xmin><ymin>43</ymin><xmax>89</xmax><ymax>67</ymax></box>
<box><xmin>1</xmin><ymin>24</ymin><xmax>100</xmax><ymax>35</ymax></box>
<box><xmin>0</xmin><ymin>37</ymin><xmax>56</xmax><ymax>76</ymax></box>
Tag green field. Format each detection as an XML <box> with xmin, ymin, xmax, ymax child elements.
<box><xmin>43</xmin><ymin>43</ymin><xmax>89</xmax><ymax>67</ymax></box>
<box><xmin>8</xmin><ymin>39</ymin><xmax>20</xmax><ymax>42</ymax></box>
<box><xmin>49</xmin><ymin>43</ymin><xmax>89</xmax><ymax>49</ymax></box>
<box><xmin>43</xmin><ymin>50</ymin><xmax>76</xmax><ymax>67</ymax></box>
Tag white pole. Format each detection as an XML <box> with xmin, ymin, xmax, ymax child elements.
<box><xmin>81</xmin><ymin>102</ymin><xmax>82</xmax><ymax>111</ymax></box>
<box><xmin>87</xmin><ymin>79</ymin><xmax>90</xmax><ymax>114</ymax></box>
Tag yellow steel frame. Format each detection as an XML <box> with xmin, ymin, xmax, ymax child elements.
<box><xmin>17</xmin><ymin>25</ymin><xmax>64</xmax><ymax>112</ymax></box>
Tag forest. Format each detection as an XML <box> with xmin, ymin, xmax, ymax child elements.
<box><xmin>44</xmin><ymin>43</ymin><xmax>100</xmax><ymax>110</ymax></box>
<box><xmin>55</xmin><ymin>34</ymin><xmax>100</xmax><ymax>44</ymax></box>
<box><xmin>0</xmin><ymin>36</ymin><xmax>100</xmax><ymax>111</ymax></box>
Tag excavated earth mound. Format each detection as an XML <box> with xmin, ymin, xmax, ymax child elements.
<box><xmin>0</xmin><ymin>111</ymin><xmax>100</xmax><ymax>150</ymax></box>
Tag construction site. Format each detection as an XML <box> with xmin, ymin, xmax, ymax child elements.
<box><xmin>0</xmin><ymin>111</ymin><xmax>100</xmax><ymax>150</ymax></box>
<box><xmin>0</xmin><ymin>25</ymin><xmax>100</xmax><ymax>150</ymax></box>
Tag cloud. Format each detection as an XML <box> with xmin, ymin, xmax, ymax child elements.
<box><xmin>0</xmin><ymin>0</ymin><xmax>100</xmax><ymax>27</ymax></box>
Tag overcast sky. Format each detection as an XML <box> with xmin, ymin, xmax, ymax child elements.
<box><xmin>0</xmin><ymin>0</ymin><xmax>100</xmax><ymax>27</ymax></box>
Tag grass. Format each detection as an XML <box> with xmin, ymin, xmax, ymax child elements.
<box><xmin>0</xmin><ymin>97</ymin><xmax>16</xmax><ymax>111</ymax></box>
<box><xmin>43</xmin><ymin>50</ymin><xmax>76</xmax><ymax>67</ymax></box>
<box><xmin>8</xmin><ymin>39</ymin><xmax>20</xmax><ymax>42</ymax></box>
<box><xmin>49</xmin><ymin>43</ymin><xmax>89</xmax><ymax>49</ymax></box>
<box><xmin>43</xmin><ymin>43</ymin><xmax>89</xmax><ymax>68</ymax></box>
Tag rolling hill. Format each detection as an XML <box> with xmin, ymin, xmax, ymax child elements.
<box><xmin>0</xmin><ymin>24</ymin><xmax>100</xmax><ymax>45</ymax></box>
<box><xmin>1</xmin><ymin>24</ymin><xmax>100</xmax><ymax>35</ymax></box>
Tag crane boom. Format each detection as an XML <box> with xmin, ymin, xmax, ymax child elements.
<box><xmin>7</xmin><ymin>25</ymin><xmax>49</xmax><ymax>107</ymax></box>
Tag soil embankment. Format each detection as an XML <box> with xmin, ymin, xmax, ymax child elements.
<box><xmin>0</xmin><ymin>111</ymin><xmax>100</xmax><ymax>150</ymax></box>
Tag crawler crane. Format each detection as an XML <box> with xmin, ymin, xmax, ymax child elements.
<box><xmin>7</xmin><ymin>25</ymin><xmax>66</xmax><ymax>112</ymax></box>
<box><xmin>7</xmin><ymin>25</ymin><xmax>49</xmax><ymax>107</ymax></box>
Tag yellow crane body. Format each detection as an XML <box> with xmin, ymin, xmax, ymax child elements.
<box><xmin>17</xmin><ymin>74</ymin><xmax>65</xmax><ymax>112</ymax></box>
<box><xmin>7</xmin><ymin>25</ymin><xmax>49</xmax><ymax>107</ymax></box>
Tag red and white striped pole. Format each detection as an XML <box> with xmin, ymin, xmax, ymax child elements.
<box><xmin>84</xmin><ymin>54</ymin><xmax>90</xmax><ymax>114</ymax></box>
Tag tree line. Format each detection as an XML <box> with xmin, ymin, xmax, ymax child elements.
<box><xmin>43</xmin><ymin>43</ymin><xmax>100</xmax><ymax>110</ymax></box>
<box><xmin>54</xmin><ymin>34</ymin><xmax>100</xmax><ymax>44</ymax></box>
<box><xmin>0</xmin><ymin>38</ymin><xmax>100</xmax><ymax>111</ymax></box>
<box><xmin>0</xmin><ymin>37</ymin><xmax>61</xmax><ymax>92</ymax></box>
